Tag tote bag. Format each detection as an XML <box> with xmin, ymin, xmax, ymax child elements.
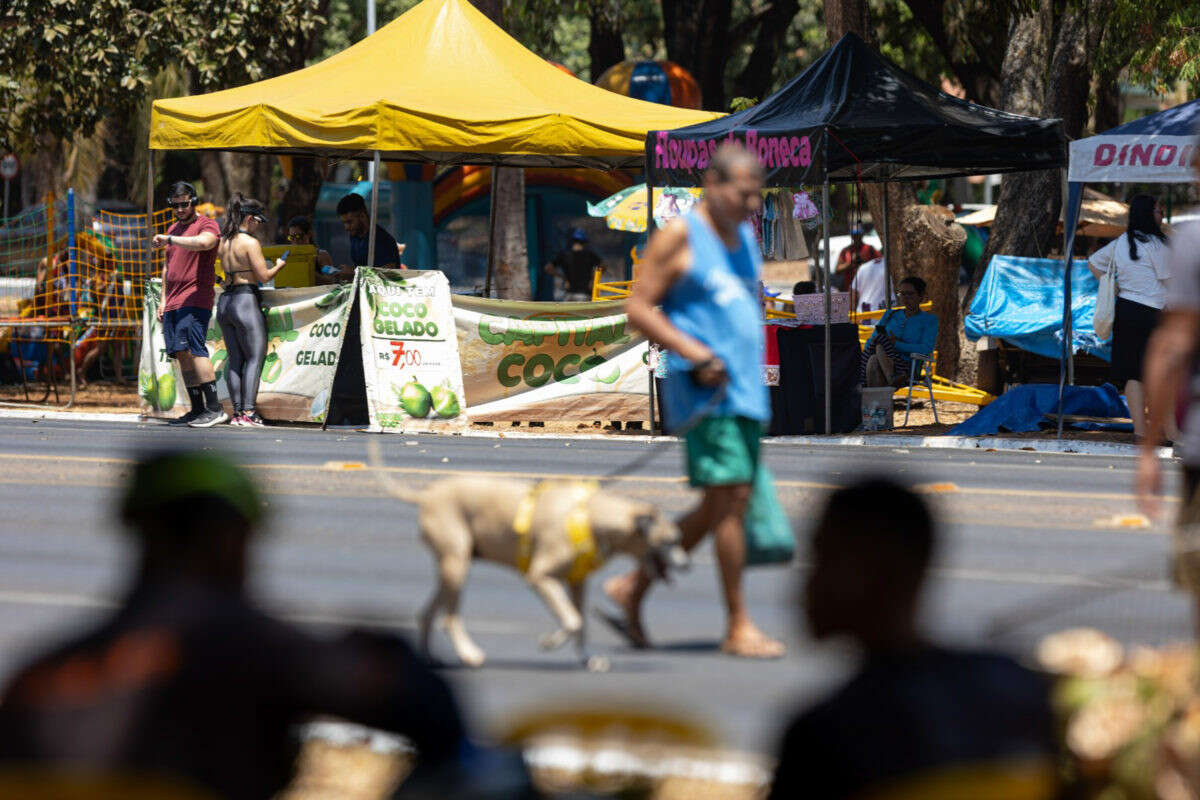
<box><xmin>1093</xmin><ymin>267</ymin><xmax>1116</xmax><ymax>340</ymax></box>
<box><xmin>743</xmin><ymin>465</ymin><xmax>796</xmax><ymax>566</ymax></box>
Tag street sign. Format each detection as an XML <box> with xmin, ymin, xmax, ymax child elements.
<box><xmin>0</xmin><ymin>154</ymin><xmax>17</xmax><ymax>181</ymax></box>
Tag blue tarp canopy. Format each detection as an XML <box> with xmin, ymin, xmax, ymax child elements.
<box><xmin>964</xmin><ymin>255</ymin><xmax>1110</xmax><ymax>361</ymax></box>
<box><xmin>951</xmin><ymin>383</ymin><xmax>1129</xmax><ymax>435</ymax></box>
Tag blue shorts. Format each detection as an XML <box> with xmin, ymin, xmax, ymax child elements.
<box><xmin>162</xmin><ymin>306</ymin><xmax>212</xmax><ymax>358</ymax></box>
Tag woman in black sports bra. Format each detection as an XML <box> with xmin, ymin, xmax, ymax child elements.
<box><xmin>216</xmin><ymin>195</ymin><xmax>286</xmax><ymax>427</ymax></box>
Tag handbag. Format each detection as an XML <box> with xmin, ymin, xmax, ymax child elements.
<box><xmin>1093</xmin><ymin>266</ymin><xmax>1116</xmax><ymax>340</ymax></box>
<box><xmin>743</xmin><ymin>465</ymin><xmax>796</xmax><ymax>566</ymax></box>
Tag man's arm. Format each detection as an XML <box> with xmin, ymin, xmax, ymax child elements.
<box><xmin>1138</xmin><ymin>310</ymin><xmax>1200</xmax><ymax>515</ymax></box>
<box><xmin>625</xmin><ymin>220</ymin><xmax>712</xmax><ymax>366</ymax></box>
<box><xmin>153</xmin><ymin>231</ymin><xmax>218</xmax><ymax>252</ymax></box>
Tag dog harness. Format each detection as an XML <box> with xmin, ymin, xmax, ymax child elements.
<box><xmin>512</xmin><ymin>480</ymin><xmax>601</xmax><ymax>584</ymax></box>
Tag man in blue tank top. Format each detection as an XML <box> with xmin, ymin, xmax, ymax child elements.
<box><xmin>601</xmin><ymin>144</ymin><xmax>784</xmax><ymax>659</ymax></box>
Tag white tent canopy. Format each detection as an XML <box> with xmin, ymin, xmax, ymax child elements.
<box><xmin>1058</xmin><ymin>98</ymin><xmax>1200</xmax><ymax>436</ymax></box>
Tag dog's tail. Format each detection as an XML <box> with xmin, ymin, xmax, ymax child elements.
<box><xmin>366</xmin><ymin>438</ymin><xmax>423</xmax><ymax>504</ymax></box>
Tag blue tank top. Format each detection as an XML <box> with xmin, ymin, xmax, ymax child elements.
<box><xmin>661</xmin><ymin>211</ymin><xmax>770</xmax><ymax>429</ymax></box>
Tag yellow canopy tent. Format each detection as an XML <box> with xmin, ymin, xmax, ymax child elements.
<box><xmin>148</xmin><ymin>0</ymin><xmax>720</xmax><ymax>168</ymax></box>
<box><xmin>148</xmin><ymin>0</ymin><xmax>722</xmax><ymax>290</ymax></box>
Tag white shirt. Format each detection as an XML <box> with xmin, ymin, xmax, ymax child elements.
<box><xmin>1088</xmin><ymin>233</ymin><xmax>1170</xmax><ymax>309</ymax></box>
<box><xmin>851</xmin><ymin>257</ymin><xmax>888</xmax><ymax>313</ymax></box>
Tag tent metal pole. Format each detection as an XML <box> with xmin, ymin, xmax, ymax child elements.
<box><xmin>646</xmin><ymin>176</ymin><xmax>655</xmax><ymax>433</ymax></box>
<box><xmin>823</xmin><ymin>179</ymin><xmax>832</xmax><ymax>435</ymax></box>
<box><xmin>367</xmin><ymin>151</ymin><xmax>381</xmax><ymax>270</ymax></box>
<box><xmin>484</xmin><ymin>166</ymin><xmax>498</xmax><ymax>298</ymax></box>
<box><xmin>881</xmin><ymin>185</ymin><xmax>891</xmax><ymax>308</ymax></box>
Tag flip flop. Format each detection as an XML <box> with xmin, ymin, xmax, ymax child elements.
<box><xmin>720</xmin><ymin>635</ymin><xmax>786</xmax><ymax>660</ymax></box>
<box><xmin>592</xmin><ymin>605</ymin><xmax>650</xmax><ymax>650</ymax></box>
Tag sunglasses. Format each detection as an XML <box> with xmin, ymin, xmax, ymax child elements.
<box><xmin>168</xmin><ymin>200</ymin><xmax>194</xmax><ymax>210</ymax></box>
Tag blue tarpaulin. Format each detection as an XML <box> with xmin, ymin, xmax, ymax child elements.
<box><xmin>950</xmin><ymin>383</ymin><xmax>1129</xmax><ymax>435</ymax></box>
<box><xmin>964</xmin><ymin>255</ymin><xmax>1110</xmax><ymax>362</ymax></box>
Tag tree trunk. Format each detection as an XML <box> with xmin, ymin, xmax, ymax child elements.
<box><xmin>491</xmin><ymin>168</ymin><xmax>530</xmax><ymax>298</ymax></box>
<box><xmin>470</xmin><ymin>0</ymin><xmax>530</xmax><ymax>299</ymax></box>
<box><xmin>588</xmin><ymin>0</ymin><xmax>626</xmax><ymax>83</ymax></box>
<box><xmin>662</xmin><ymin>0</ymin><xmax>733</xmax><ymax>110</ymax></box>
<box><xmin>824</xmin><ymin>0</ymin><xmax>922</xmax><ymax>364</ymax></box>
<box><xmin>823</xmin><ymin>0</ymin><xmax>872</xmax><ymax>44</ymax></box>
<box><xmin>730</xmin><ymin>0</ymin><xmax>801</xmax><ymax>103</ymax></box>
<box><xmin>964</xmin><ymin>8</ymin><xmax>1053</xmax><ymax>310</ymax></box>
<box><xmin>1093</xmin><ymin>67</ymin><xmax>1121</xmax><ymax>133</ymax></box>
<box><xmin>278</xmin><ymin>156</ymin><xmax>327</xmax><ymax>237</ymax></box>
<box><xmin>901</xmin><ymin>206</ymin><xmax>965</xmax><ymax>378</ymax></box>
<box><xmin>966</xmin><ymin>0</ymin><xmax>1107</xmax><ymax>310</ymax></box>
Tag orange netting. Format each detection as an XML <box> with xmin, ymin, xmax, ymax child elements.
<box><xmin>0</xmin><ymin>197</ymin><xmax>173</xmax><ymax>391</ymax></box>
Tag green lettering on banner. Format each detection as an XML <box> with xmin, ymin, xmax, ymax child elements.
<box><xmin>498</xmin><ymin>353</ymin><xmax>524</xmax><ymax>387</ymax></box>
<box><xmin>523</xmin><ymin>353</ymin><xmax>554</xmax><ymax>387</ymax></box>
<box><xmin>581</xmin><ymin>354</ymin><xmax>605</xmax><ymax>373</ymax></box>
<box><xmin>478</xmin><ymin>317</ymin><xmax>506</xmax><ymax>345</ymax></box>
<box><xmin>553</xmin><ymin>353</ymin><xmax>581</xmax><ymax>383</ymax></box>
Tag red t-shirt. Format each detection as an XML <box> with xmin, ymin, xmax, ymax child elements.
<box><xmin>163</xmin><ymin>215</ymin><xmax>221</xmax><ymax>312</ymax></box>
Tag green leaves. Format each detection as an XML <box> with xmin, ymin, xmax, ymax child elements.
<box><xmin>0</xmin><ymin>0</ymin><xmax>329</xmax><ymax>153</ymax></box>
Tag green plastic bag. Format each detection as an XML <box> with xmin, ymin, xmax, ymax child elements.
<box><xmin>743</xmin><ymin>465</ymin><xmax>795</xmax><ymax>566</ymax></box>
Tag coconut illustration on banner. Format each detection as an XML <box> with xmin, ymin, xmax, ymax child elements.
<box><xmin>397</xmin><ymin>378</ymin><xmax>433</xmax><ymax>419</ymax></box>
<box><xmin>430</xmin><ymin>381</ymin><xmax>461</xmax><ymax>418</ymax></box>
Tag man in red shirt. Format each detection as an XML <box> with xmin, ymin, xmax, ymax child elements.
<box><xmin>834</xmin><ymin>226</ymin><xmax>879</xmax><ymax>293</ymax></box>
<box><xmin>151</xmin><ymin>182</ymin><xmax>226</xmax><ymax>427</ymax></box>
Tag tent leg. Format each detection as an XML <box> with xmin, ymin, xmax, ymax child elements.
<box><xmin>367</xmin><ymin>151</ymin><xmax>381</xmax><ymax>270</ymax></box>
<box><xmin>823</xmin><ymin>179</ymin><xmax>832</xmax><ymax>435</ymax></box>
<box><xmin>646</xmin><ymin>178</ymin><xmax>654</xmax><ymax>431</ymax></box>
<box><xmin>484</xmin><ymin>166</ymin><xmax>498</xmax><ymax>298</ymax></box>
<box><xmin>1057</xmin><ymin>173</ymin><xmax>1084</xmax><ymax>441</ymax></box>
<box><xmin>881</xmin><ymin>185</ymin><xmax>891</xmax><ymax>307</ymax></box>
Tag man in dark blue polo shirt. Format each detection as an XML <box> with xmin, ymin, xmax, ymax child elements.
<box><xmin>322</xmin><ymin>193</ymin><xmax>402</xmax><ymax>283</ymax></box>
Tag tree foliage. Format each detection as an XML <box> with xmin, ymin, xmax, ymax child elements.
<box><xmin>0</xmin><ymin>0</ymin><xmax>328</xmax><ymax>152</ymax></box>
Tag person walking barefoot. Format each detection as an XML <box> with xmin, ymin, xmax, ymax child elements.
<box><xmin>601</xmin><ymin>144</ymin><xmax>784</xmax><ymax>659</ymax></box>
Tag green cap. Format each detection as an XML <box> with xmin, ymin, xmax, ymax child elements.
<box><xmin>121</xmin><ymin>451</ymin><xmax>263</xmax><ymax>527</ymax></box>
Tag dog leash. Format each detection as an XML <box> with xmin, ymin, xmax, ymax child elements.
<box><xmin>595</xmin><ymin>380</ymin><xmax>728</xmax><ymax>483</ymax></box>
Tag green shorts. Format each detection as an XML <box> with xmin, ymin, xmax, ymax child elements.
<box><xmin>684</xmin><ymin>415</ymin><xmax>763</xmax><ymax>487</ymax></box>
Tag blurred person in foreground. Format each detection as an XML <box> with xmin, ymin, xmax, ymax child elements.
<box><xmin>769</xmin><ymin>478</ymin><xmax>1056</xmax><ymax>799</ymax></box>
<box><xmin>0</xmin><ymin>450</ymin><xmax>472</xmax><ymax>800</ymax></box>
<box><xmin>602</xmin><ymin>143</ymin><xmax>784</xmax><ymax>659</ymax></box>
<box><xmin>1138</xmin><ymin>141</ymin><xmax>1200</xmax><ymax>635</ymax></box>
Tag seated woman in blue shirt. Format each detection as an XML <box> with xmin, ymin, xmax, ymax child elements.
<box><xmin>860</xmin><ymin>276</ymin><xmax>938</xmax><ymax>387</ymax></box>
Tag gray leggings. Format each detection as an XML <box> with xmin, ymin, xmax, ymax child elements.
<box><xmin>216</xmin><ymin>285</ymin><xmax>266</xmax><ymax>412</ymax></box>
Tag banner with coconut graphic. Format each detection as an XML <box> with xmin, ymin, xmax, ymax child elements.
<box><xmin>357</xmin><ymin>268</ymin><xmax>468</xmax><ymax>432</ymax></box>
<box><xmin>138</xmin><ymin>280</ymin><xmax>354</xmax><ymax>422</ymax></box>
<box><xmin>450</xmin><ymin>295</ymin><xmax>650</xmax><ymax>422</ymax></box>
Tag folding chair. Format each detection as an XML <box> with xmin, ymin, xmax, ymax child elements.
<box><xmin>903</xmin><ymin>352</ymin><xmax>938</xmax><ymax>426</ymax></box>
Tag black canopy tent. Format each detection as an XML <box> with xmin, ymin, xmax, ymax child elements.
<box><xmin>645</xmin><ymin>32</ymin><xmax>1067</xmax><ymax>433</ymax></box>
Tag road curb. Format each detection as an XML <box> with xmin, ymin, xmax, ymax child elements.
<box><xmin>0</xmin><ymin>408</ymin><xmax>144</xmax><ymax>424</ymax></box>
<box><xmin>0</xmin><ymin>408</ymin><xmax>1169</xmax><ymax>458</ymax></box>
<box><xmin>769</xmin><ymin>432</ymin><xmax>1172</xmax><ymax>459</ymax></box>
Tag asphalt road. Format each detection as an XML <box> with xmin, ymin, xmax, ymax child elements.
<box><xmin>0</xmin><ymin>417</ymin><xmax>1189</xmax><ymax>754</ymax></box>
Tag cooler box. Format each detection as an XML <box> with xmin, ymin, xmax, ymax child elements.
<box><xmin>215</xmin><ymin>244</ymin><xmax>317</xmax><ymax>288</ymax></box>
<box><xmin>263</xmin><ymin>244</ymin><xmax>316</xmax><ymax>288</ymax></box>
